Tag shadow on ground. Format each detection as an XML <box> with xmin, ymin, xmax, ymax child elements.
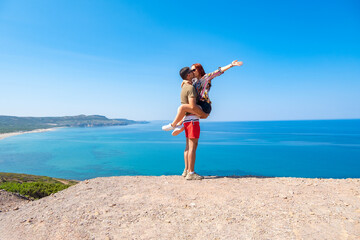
<box><xmin>203</xmin><ymin>175</ymin><xmax>275</xmax><ymax>179</ymax></box>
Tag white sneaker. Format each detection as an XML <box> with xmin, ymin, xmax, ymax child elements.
<box><xmin>162</xmin><ymin>123</ymin><xmax>175</xmax><ymax>131</ymax></box>
<box><xmin>185</xmin><ymin>172</ymin><xmax>204</xmax><ymax>180</ymax></box>
<box><xmin>172</xmin><ymin>125</ymin><xmax>184</xmax><ymax>136</ymax></box>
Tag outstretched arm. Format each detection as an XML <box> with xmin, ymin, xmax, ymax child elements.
<box><xmin>198</xmin><ymin>60</ymin><xmax>243</xmax><ymax>99</ymax></box>
<box><xmin>219</xmin><ymin>60</ymin><xmax>243</xmax><ymax>73</ymax></box>
<box><xmin>200</xmin><ymin>60</ymin><xmax>243</xmax><ymax>86</ymax></box>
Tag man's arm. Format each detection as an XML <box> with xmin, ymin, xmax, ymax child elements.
<box><xmin>188</xmin><ymin>97</ymin><xmax>208</xmax><ymax>119</ymax></box>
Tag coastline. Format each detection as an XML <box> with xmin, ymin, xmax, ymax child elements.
<box><xmin>0</xmin><ymin>128</ymin><xmax>59</xmax><ymax>141</ymax></box>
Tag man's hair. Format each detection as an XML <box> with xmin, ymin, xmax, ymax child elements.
<box><xmin>192</xmin><ymin>63</ymin><xmax>206</xmax><ymax>77</ymax></box>
<box><xmin>179</xmin><ymin>67</ymin><xmax>191</xmax><ymax>80</ymax></box>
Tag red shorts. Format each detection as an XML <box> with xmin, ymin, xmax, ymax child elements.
<box><xmin>184</xmin><ymin>121</ymin><xmax>200</xmax><ymax>139</ymax></box>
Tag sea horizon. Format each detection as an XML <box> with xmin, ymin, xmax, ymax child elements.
<box><xmin>0</xmin><ymin>119</ymin><xmax>359</xmax><ymax>180</ymax></box>
<box><xmin>157</xmin><ymin>118</ymin><xmax>360</xmax><ymax>123</ymax></box>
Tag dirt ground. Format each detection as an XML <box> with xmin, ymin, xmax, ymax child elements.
<box><xmin>0</xmin><ymin>189</ymin><xmax>31</xmax><ymax>213</ymax></box>
<box><xmin>0</xmin><ymin>176</ymin><xmax>359</xmax><ymax>240</ymax></box>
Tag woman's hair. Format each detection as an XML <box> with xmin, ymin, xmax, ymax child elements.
<box><xmin>192</xmin><ymin>63</ymin><xmax>206</xmax><ymax>77</ymax></box>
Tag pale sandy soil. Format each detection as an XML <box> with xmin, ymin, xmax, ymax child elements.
<box><xmin>0</xmin><ymin>176</ymin><xmax>359</xmax><ymax>240</ymax></box>
<box><xmin>0</xmin><ymin>128</ymin><xmax>58</xmax><ymax>140</ymax></box>
<box><xmin>0</xmin><ymin>190</ymin><xmax>31</xmax><ymax>213</ymax></box>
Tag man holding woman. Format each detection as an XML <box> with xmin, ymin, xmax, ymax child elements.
<box><xmin>163</xmin><ymin>60</ymin><xmax>243</xmax><ymax>180</ymax></box>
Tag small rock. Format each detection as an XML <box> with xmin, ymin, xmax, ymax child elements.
<box><xmin>13</xmin><ymin>207</ymin><xmax>19</xmax><ymax>210</ymax></box>
<box><xmin>109</xmin><ymin>204</ymin><xmax>116</xmax><ymax>207</ymax></box>
<box><xmin>278</xmin><ymin>194</ymin><xmax>287</xmax><ymax>199</ymax></box>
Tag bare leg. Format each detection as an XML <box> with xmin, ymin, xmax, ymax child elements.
<box><xmin>172</xmin><ymin>126</ymin><xmax>185</xmax><ymax>136</ymax></box>
<box><xmin>171</xmin><ymin>104</ymin><xmax>208</xmax><ymax>127</ymax></box>
<box><xmin>172</xmin><ymin>119</ymin><xmax>185</xmax><ymax>136</ymax></box>
<box><xmin>188</xmin><ymin>138</ymin><xmax>199</xmax><ymax>172</ymax></box>
<box><xmin>184</xmin><ymin>138</ymin><xmax>189</xmax><ymax>171</ymax></box>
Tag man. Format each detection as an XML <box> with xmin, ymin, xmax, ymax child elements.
<box><xmin>178</xmin><ymin>66</ymin><xmax>207</xmax><ymax>180</ymax></box>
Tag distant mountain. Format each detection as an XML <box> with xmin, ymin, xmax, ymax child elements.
<box><xmin>0</xmin><ymin>115</ymin><xmax>149</xmax><ymax>134</ymax></box>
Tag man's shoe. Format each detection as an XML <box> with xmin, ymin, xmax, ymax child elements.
<box><xmin>185</xmin><ymin>172</ymin><xmax>204</xmax><ymax>180</ymax></box>
<box><xmin>182</xmin><ymin>169</ymin><xmax>188</xmax><ymax>177</ymax></box>
<box><xmin>162</xmin><ymin>123</ymin><xmax>175</xmax><ymax>131</ymax></box>
<box><xmin>172</xmin><ymin>125</ymin><xmax>184</xmax><ymax>136</ymax></box>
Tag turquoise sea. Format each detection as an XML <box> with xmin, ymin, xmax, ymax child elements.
<box><xmin>0</xmin><ymin>120</ymin><xmax>359</xmax><ymax>180</ymax></box>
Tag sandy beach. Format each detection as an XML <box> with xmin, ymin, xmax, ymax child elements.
<box><xmin>0</xmin><ymin>128</ymin><xmax>58</xmax><ymax>140</ymax></box>
<box><xmin>0</xmin><ymin>176</ymin><xmax>359</xmax><ymax>240</ymax></box>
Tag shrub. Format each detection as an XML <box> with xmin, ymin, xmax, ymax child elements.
<box><xmin>0</xmin><ymin>182</ymin><xmax>70</xmax><ymax>199</ymax></box>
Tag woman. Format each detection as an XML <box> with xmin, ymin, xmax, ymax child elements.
<box><xmin>162</xmin><ymin>60</ymin><xmax>243</xmax><ymax>134</ymax></box>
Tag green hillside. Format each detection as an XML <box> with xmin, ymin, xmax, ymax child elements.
<box><xmin>0</xmin><ymin>172</ymin><xmax>79</xmax><ymax>200</ymax></box>
<box><xmin>0</xmin><ymin>115</ymin><xmax>148</xmax><ymax>134</ymax></box>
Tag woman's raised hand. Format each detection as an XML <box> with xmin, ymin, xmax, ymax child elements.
<box><xmin>232</xmin><ymin>60</ymin><xmax>243</xmax><ymax>67</ymax></box>
<box><xmin>220</xmin><ymin>60</ymin><xmax>243</xmax><ymax>73</ymax></box>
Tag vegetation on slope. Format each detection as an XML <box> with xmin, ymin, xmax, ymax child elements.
<box><xmin>0</xmin><ymin>115</ymin><xmax>148</xmax><ymax>134</ymax></box>
<box><xmin>0</xmin><ymin>172</ymin><xmax>79</xmax><ymax>200</ymax></box>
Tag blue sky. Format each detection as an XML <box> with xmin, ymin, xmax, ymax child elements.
<box><xmin>0</xmin><ymin>0</ymin><xmax>359</xmax><ymax>121</ymax></box>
